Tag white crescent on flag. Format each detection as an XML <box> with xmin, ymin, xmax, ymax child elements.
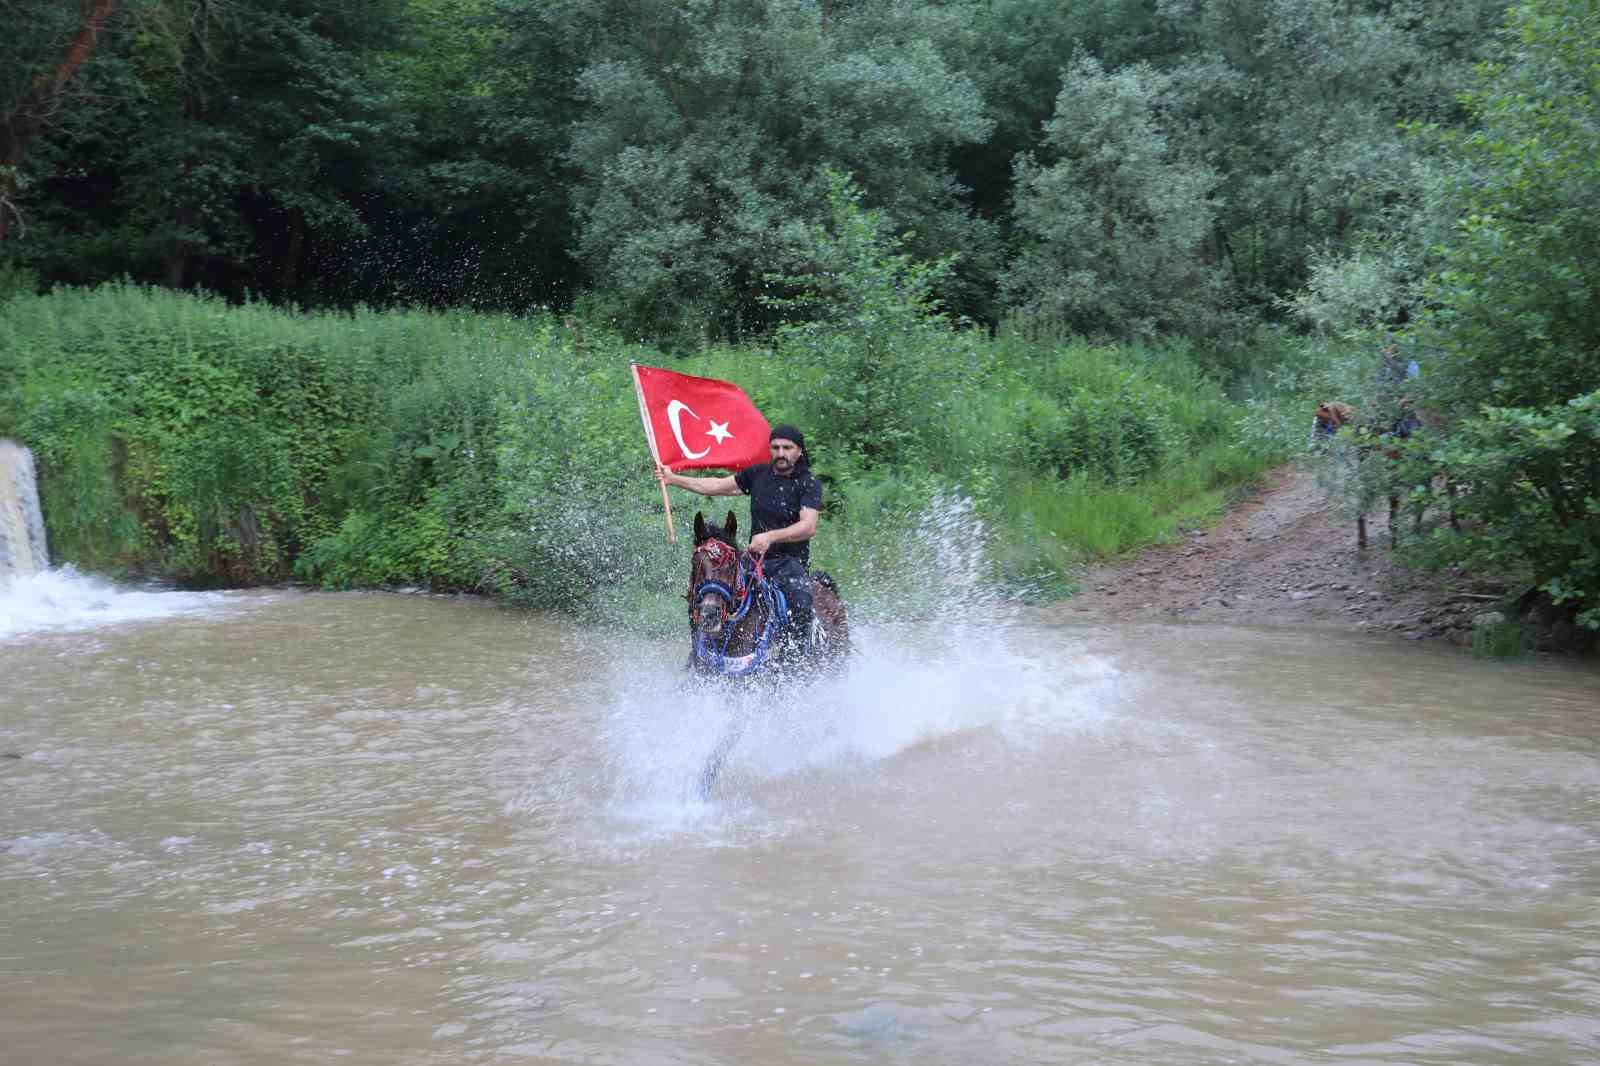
<box><xmin>666</xmin><ymin>400</ymin><xmax>711</xmax><ymax>460</ymax></box>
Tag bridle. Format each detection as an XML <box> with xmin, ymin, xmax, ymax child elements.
<box><xmin>689</xmin><ymin>538</ymin><xmax>760</xmax><ymax>623</ymax></box>
<box><xmin>688</xmin><ymin>538</ymin><xmax>784</xmax><ymax>677</ymax></box>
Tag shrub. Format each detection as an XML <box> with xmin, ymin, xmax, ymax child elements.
<box><xmin>1400</xmin><ymin>392</ymin><xmax>1600</xmax><ymax>630</ymax></box>
<box><xmin>2</xmin><ymin>280</ymin><xmax>1274</xmax><ymax>625</ymax></box>
<box><xmin>1020</xmin><ymin>389</ymin><xmax>1171</xmax><ymax>484</ymax></box>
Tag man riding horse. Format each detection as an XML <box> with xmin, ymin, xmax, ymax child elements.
<box><xmin>655</xmin><ymin>424</ymin><xmax>822</xmax><ymax>656</ymax></box>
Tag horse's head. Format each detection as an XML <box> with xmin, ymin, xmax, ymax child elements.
<box><xmin>689</xmin><ymin>511</ymin><xmax>742</xmax><ymax>639</ymax></box>
<box><xmin>1315</xmin><ymin>401</ymin><xmax>1355</xmax><ymax>432</ymax></box>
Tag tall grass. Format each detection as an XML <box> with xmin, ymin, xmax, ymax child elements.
<box><xmin>1</xmin><ymin>283</ymin><xmax>1283</xmax><ymax>628</ymax></box>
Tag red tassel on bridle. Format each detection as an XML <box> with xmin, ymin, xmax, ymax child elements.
<box><xmin>690</xmin><ymin>538</ymin><xmax>745</xmax><ymax>620</ymax></box>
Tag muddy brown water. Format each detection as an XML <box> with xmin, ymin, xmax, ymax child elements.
<box><xmin>2</xmin><ymin>585</ymin><xmax>1599</xmax><ymax>1064</ymax></box>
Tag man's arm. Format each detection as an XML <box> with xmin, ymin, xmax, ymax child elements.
<box><xmin>748</xmin><ymin>507</ymin><xmax>818</xmax><ymax>557</ymax></box>
<box><xmin>655</xmin><ymin>462</ymin><xmax>743</xmax><ymax>497</ymax></box>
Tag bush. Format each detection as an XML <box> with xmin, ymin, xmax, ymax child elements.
<box><xmin>1020</xmin><ymin>389</ymin><xmax>1171</xmax><ymax>484</ymax></box>
<box><xmin>2</xmin><ymin>279</ymin><xmax>1275</xmax><ymax>628</ymax></box>
<box><xmin>1400</xmin><ymin>392</ymin><xmax>1600</xmax><ymax>630</ymax></box>
<box><xmin>0</xmin><ymin>285</ymin><xmax>518</xmax><ymax>585</ymax></box>
<box><xmin>0</xmin><ymin>263</ymin><xmax>40</xmax><ymax>302</ymax></box>
<box><xmin>1396</xmin><ymin>0</ymin><xmax>1600</xmax><ymax>630</ymax></box>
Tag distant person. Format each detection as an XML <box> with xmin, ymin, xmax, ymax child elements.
<box><xmin>1377</xmin><ymin>345</ymin><xmax>1425</xmax><ymax>440</ymax></box>
<box><xmin>1377</xmin><ymin>345</ymin><xmax>1421</xmax><ymax>404</ymax></box>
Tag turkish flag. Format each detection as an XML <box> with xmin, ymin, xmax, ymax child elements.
<box><xmin>631</xmin><ymin>364</ymin><xmax>771</xmax><ymax>471</ymax></box>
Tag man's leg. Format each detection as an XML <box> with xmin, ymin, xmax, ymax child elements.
<box><xmin>766</xmin><ymin>556</ymin><xmax>813</xmax><ymax>654</ymax></box>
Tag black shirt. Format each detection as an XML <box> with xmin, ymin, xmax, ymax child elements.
<box><xmin>734</xmin><ymin>462</ymin><xmax>823</xmax><ymax>564</ymax></box>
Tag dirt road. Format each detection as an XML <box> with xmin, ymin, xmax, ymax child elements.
<box><xmin>1060</xmin><ymin>463</ymin><xmax>1506</xmax><ymax>645</ymax></box>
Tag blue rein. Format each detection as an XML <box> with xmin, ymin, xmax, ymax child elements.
<box><xmin>692</xmin><ymin>555</ymin><xmax>788</xmax><ymax>677</ymax></box>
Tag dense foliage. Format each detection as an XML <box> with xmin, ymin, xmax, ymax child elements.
<box><xmin>3</xmin><ymin>0</ymin><xmax>1506</xmax><ymax>335</ymax></box>
<box><xmin>3</xmin><ymin>0</ymin><xmax>1597</xmax><ymax>636</ymax></box>
<box><xmin>1402</xmin><ymin>0</ymin><xmax>1600</xmax><ymax>629</ymax></box>
<box><xmin>0</xmin><ymin>262</ymin><xmax>1272</xmax><ymax>628</ymax></box>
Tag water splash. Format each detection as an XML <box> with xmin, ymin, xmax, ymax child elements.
<box><xmin>595</xmin><ymin>494</ymin><xmax>1123</xmax><ymax>834</ymax></box>
<box><xmin>0</xmin><ymin>566</ymin><xmax>228</xmax><ymax>640</ymax></box>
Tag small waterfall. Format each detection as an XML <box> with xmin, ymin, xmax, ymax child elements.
<box><xmin>0</xmin><ymin>439</ymin><xmax>49</xmax><ymax>581</ymax></box>
<box><xmin>0</xmin><ymin>441</ymin><xmax>228</xmax><ymax>639</ymax></box>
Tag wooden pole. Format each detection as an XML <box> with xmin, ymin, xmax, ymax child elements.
<box><xmin>630</xmin><ymin>363</ymin><xmax>677</xmax><ymax>544</ymax></box>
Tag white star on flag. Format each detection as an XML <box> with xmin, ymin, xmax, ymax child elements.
<box><xmin>706</xmin><ymin>420</ymin><xmax>733</xmax><ymax>445</ymax></box>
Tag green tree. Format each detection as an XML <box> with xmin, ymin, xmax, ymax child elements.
<box><xmin>340</xmin><ymin>0</ymin><xmax>577</xmax><ymax>309</ymax></box>
<box><xmin>927</xmin><ymin>0</ymin><xmax>1182</xmax><ymax>226</ymax></box>
<box><xmin>0</xmin><ymin>0</ymin><xmax>122</xmax><ymax>243</ymax></box>
<box><xmin>126</xmin><ymin>0</ymin><xmax>406</xmax><ymax>295</ymax></box>
<box><xmin>1408</xmin><ymin>0</ymin><xmax>1600</xmax><ymax>628</ymax></box>
<box><xmin>764</xmin><ymin>168</ymin><xmax>965</xmax><ymax>469</ymax></box>
<box><xmin>1156</xmin><ymin>0</ymin><xmax>1508</xmax><ymax>309</ymax></box>
<box><xmin>8</xmin><ymin>0</ymin><xmax>411</xmax><ymax>299</ymax></box>
<box><xmin>536</xmin><ymin>0</ymin><xmax>991</xmax><ymax>346</ymax></box>
<box><xmin>1002</xmin><ymin>56</ymin><xmax>1230</xmax><ymax>341</ymax></box>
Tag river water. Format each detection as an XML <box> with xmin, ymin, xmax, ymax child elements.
<box><xmin>2</xmin><ymin>578</ymin><xmax>1598</xmax><ymax>1064</ymax></box>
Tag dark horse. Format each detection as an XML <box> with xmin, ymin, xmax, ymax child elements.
<box><xmin>684</xmin><ymin>510</ymin><xmax>850</xmax><ymax>796</ymax></box>
<box><xmin>686</xmin><ymin>510</ymin><xmax>850</xmax><ymax>678</ymax></box>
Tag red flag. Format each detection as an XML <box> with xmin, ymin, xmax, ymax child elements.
<box><xmin>631</xmin><ymin>364</ymin><xmax>771</xmax><ymax>471</ymax></box>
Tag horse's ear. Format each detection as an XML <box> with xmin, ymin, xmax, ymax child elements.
<box><xmin>693</xmin><ymin>512</ymin><xmax>708</xmax><ymax>544</ymax></box>
<box><xmin>725</xmin><ymin>511</ymin><xmax>737</xmax><ymax>540</ymax></box>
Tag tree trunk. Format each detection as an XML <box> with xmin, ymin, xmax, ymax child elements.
<box><xmin>279</xmin><ymin>207</ymin><xmax>306</xmax><ymax>294</ymax></box>
<box><xmin>1333</xmin><ymin>203</ymin><xmax>1353</xmax><ymax>241</ymax></box>
<box><xmin>167</xmin><ymin>199</ymin><xmax>194</xmax><ymax>288</ymax></box>
<box><xmin>0</xmin><ymin>167</ymin><xmax>16</xmax><ymax>242</ymax></box>
<box><xmin>0</xmin><ymin>0</ymin><xmax>120</xmax><ymax>242</ymax></box>
<box><xmin>51</xmin><ymin>1</ymin><xmax>120</xmax><ymax>101</ymax></box>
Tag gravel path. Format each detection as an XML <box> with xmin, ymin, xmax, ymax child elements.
<box><xmin>1057</xmin><ymin>463</ymin><xmax>1504</xmax><ymax>645</ymax></box>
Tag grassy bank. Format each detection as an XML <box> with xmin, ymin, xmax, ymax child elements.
<box><xmin>0</xmin><ymin>284</ymin><xmax>1284</xmax><ymax>633</ymax></box>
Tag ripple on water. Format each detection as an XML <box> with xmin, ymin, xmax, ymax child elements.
<box><xmin>5</xmin><ymin>591</ymin><xmax>1600</xmax><ymax>1065</ymax></box>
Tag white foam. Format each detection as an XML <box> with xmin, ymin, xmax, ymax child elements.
<box><xmin>0</xmin><ymin>566</ymin><xmax>228</xmax><ymax>640</ymax></box>
<box><xmin>598</xmin><ymin>616</ymin><xmax>1123</xmax><ymax>831</ymax></box>
<box><xmin>594</xmin><ymin>492</ymin><xmax>1125</xmax><ymax>832</ymax></box>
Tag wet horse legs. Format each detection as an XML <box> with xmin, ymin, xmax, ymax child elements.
<box><xmin>1356</xmin><ymin>494</ymin><xmax>1402</xmax><ymax>551</ymax></box>
<box><xmin>1356</xmin><ymin>476</ymin><xmax>1460</xmax><ymax>550</ymax></box>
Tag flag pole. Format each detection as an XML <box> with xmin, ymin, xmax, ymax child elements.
<box><xmin>630</xmin><ymin>362</ymin><xmax>677</xmax><ymax>544</ymax></box>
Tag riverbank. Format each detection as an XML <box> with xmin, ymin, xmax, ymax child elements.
<box><xmin>1061</xmin><ymin>463</ymin><xmax>1587</xmax><ymax>652</ymax></box>
<box><xmin>1</xmin><ymin>284</ymin><xmax>1280</xmax><ymax>614</ymax></box>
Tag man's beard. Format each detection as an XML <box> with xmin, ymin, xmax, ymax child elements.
<box><xmin>773</xmin><ymin>457</ymin><xmax>793</xmax><ymax>472</ymax></box>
